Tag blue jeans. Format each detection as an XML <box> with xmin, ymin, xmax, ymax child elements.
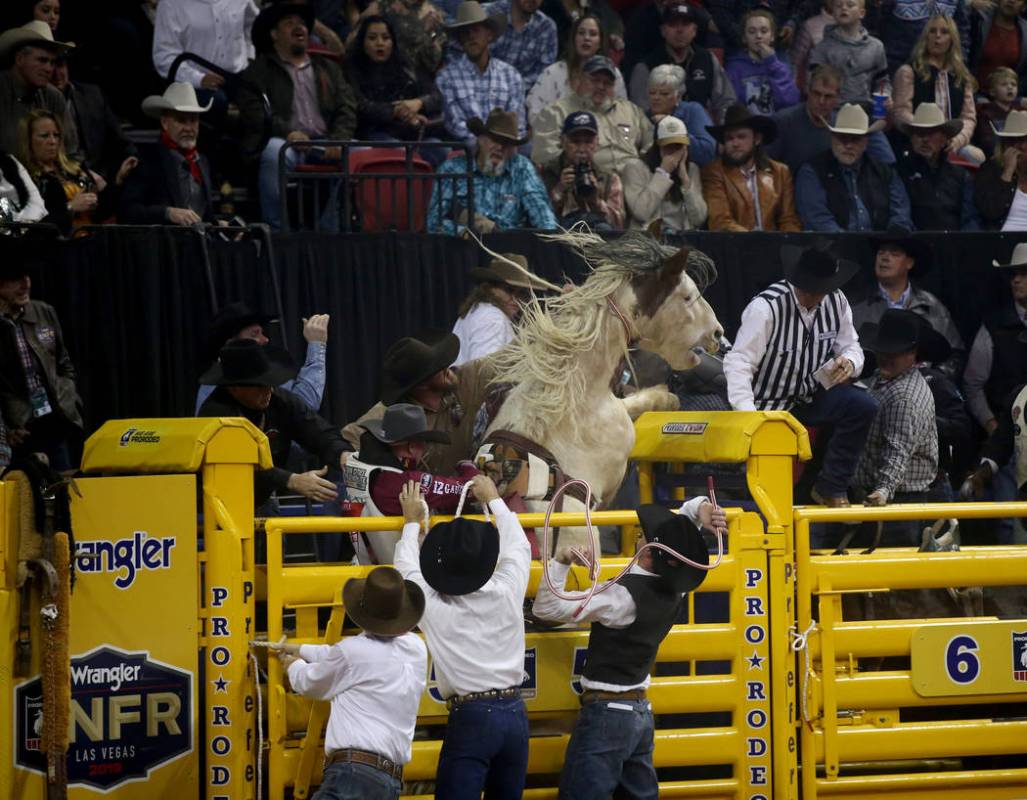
<box><xmin>791</xmin><ymin>384</ymin><xmax>879</xmax><ymax>498</ymax></box>
<box><xmin>259</xmin><ymin>136</ymin><xmax>341</xmax><ymax>232</ymax></box>
<box><xmin>313</xmin><ymin>761</ymin><xmax>401</xmax><ymax>800</ymax></box>
<box><xmin>435</xmin><ymin>696</ymin><xmax>529</xmax><ymax>799</ymax></box>
<box><xmin>559</xmin><ymin>699</ymin><xmax>657</xmax><ymax>800</ymax></box>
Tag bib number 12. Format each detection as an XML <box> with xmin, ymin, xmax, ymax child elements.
<box><xmin>945</xmin><ymin>635</ymin><xmax>980</xmax><ymax>684</ymax></box>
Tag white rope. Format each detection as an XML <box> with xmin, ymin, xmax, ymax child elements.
<box><xmin>789</xmin><ymin>620</ymin><xmax>818</xmax><ymax>725</ymax></box>
<box><xmin>249</xmin><ymin>649</ymin><xmax>264</xmax><ymax>800</ymax></box>
<box><xmin>453</xmin><ymin>481</ymin><xmax>490</xmax><ymax>523</ymax></box>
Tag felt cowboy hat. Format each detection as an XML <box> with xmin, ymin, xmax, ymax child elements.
<box><xmin>859</xmin><ymin>308</ymin><xmax>952</xmax><ymax>363</ymax></box>
<box><xmin>469</xmin><ymin>253</ymin><xmax>561</xmax><ymax>292</ymax></box>
<box><xmin>445</xmin><ymin>0</ymin><xmax>506</xmax><ymax>35</ymax></box>
<box><xmin>706</xmin><ymin>104</ymin><xmax>777</xmax><ymax>145</ymax></box>
<box><xmin>204</xmin><ymin>302</ymin><xmax>278</xmax><ymax>364</ymax></box>
<box><xmin>342</xmin><ymin>566</ymin><xmax>425</xmax><ymax>636</ymax></box>
<box><xmin>822</xmin><ymin>103</ymin><xmax>886</xmax><ymax>136</ymax></box>
<box><xmin>0</xmin><ymin>20</ymin><xmax>74</xmax><ymax>59</ymax></box>
<box><xmin>467</xmin><ymin>108</ymin><xmax>530</xmax><ymax>146</ymax></box>
<box><xmin>251</xmin><ymin>2</ymin><xmax>316</xmax><ymax>55</ymax></box>
<box><xmin>872</xmin><ymin>226</ymin><xmax>933</xmax><ymax>275</ymax></box>
<box><xmin>635</xmin><ymin>503</ymin><xmax>709</xmax><ymax>593</ymax></box>
<box><xmin>992</xmin><ymin>242</ymin><xmax>1027</xmax><ymax>268</ymax></box>
<box><xmin>141</xmin><ymin>82</ymin><xmax>213</xmax><ymax>119</ymax></box>
<box><xmin>781</xmin><ymin>240</ymin><xmax>859</xmax><ymax>294</ymax></box>
<box><xmin>419</xmin><ymin>516</ymin><xmax>500</xmax><ymax>595</ymax></box>
<box><xmin>379</xmin><ymin>329</ymin><xmax>460</xmax><ymax>404</ymax></box>
<box><xmin>897</xmin><ymin>102</ymin><xmax>962</xmax><ymax>139</ymax></box>
<box><xmin>199</xmin><ymin>338</ymin><xmax>297</xmax><ymax>386</ymax></box>
<box><xmin>361</xmin><ymin>403</ymin><xmax>451</xmax><ymax>444</ymax></box>
<box><xmin>990</xmin><ymin>109</ymin><xmax>1027</xmax><ymax>139</ymax></box>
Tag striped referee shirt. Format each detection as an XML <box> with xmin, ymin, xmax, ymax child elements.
<box><xmin>724</xmin><ymin>281</ymin><xmax>864</xmax><ymax>411</ymax></box>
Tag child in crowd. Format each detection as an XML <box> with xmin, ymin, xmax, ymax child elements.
<box><xmin>725</xmin><ymin>9</ymin><xmax>800</xmax><ymax>115</ymax></box>
<box><xmin>808</xmin><ymin>0</ymin><xmax>888</xmax><ymax>103</ymax></box>
<box><xmin>790</xmin><ymin>0</ymin><xmax>835</xmax><ymax>94</ymax></box>
<box><xmin>975</xmin><ymin>67</ymin><xmax>1022</xmax><ymax>158</ymax></box>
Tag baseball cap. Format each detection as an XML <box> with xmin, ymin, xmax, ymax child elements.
<box><xmin>662</xmin><ymin>3</ymin><xmax>706</xmax><ymax>25</ymax></box>
<box><xmin>582</xmin><ymin>55</ymin><xmax>617</xmax><ymax>78</ymax></box>
<box><xmin>656</xmin><ymin>115</ymin><xmax>690</xmax><ymax>144</ymax></box>
<box><xmin>563</xmin><ymin>111</ymin><xmax>599</xmax><ymax>135</ymax></box>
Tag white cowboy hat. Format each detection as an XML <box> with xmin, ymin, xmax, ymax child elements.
<box><xmin>141</xmin><ymin>82</ymin><xmax>214</xmax><ymax>119</ymax></box>
<box><xmin>445</xmin><ymin>1</ymin><xmax>506</xmax><ymax>36</ymax></box>
<box><xmin>822</xmin><ymin>103</ymin><xmax>886</xmax><ymax>136</ymax></box>
<box><xmin>992</xmin><ymin>241</ymin><xmax>1027</xmax><ymax>268</ymax></box>
<box><xmin>898</xmin><ymin>102</ymin><xmax>962</xmax><ymax>138</ymax></box>
<box><xmin>0</xmin><ymin>20</ymin><xmax>74</xmax><ymax>59</ymax></box>
<box><xmin>991</xmin><ymin>109</ymin><xmax>1027</xmax><ymax>139</ymax></box>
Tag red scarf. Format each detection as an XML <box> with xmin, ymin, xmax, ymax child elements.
<box><xmin>160</xmin><ymin>130</ymin><xmax>203</xmax><ymax>185</ymax></box>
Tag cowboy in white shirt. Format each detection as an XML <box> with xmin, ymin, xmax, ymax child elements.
<box><xmin>152</xmin><ymin>0</ymin><xmax>258</xmax><ymax>89</ymax></box>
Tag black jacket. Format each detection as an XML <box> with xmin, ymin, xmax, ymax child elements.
<box><xmin>896</xmin><ymin>150</ymin><xmax>971</xmax><ymax>232</ymax></box>
<box><xmin>349</xmin><ymin>61</ymin><xmax>442</xmax><ymax>141</ymax></box>
<box><xmin>118</xmin><ymin>143</ymin><xmax>214</xmax><ymax>225</ymax></box>
<box><xmin>64</xmin><ymin>82</ymin><xmax>135</xmax><ymax>182</ymax></box>
<box><xmin>974</xmin><ymin>158</ymin><xmax>1017</xmax><ymax>230</ymax></box>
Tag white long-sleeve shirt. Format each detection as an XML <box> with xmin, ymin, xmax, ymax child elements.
<box><xmin>287</xmin><ymin>632</ymin><xmax>427</xmax><ymax>763</ymax></box>
<box><xmin>0</xmin><ymin>156</ymin><xmax>45</xmax><ymax>223</ymax></box>
<box><xmin>962</xmin><ymin>302</ymin><xmax>1027</xmax><ymax>427</ymax></box>
<box><xmin>152</xmin><ymin>0</ymin><xmax>258</xmax><ymax>87</ymax></box>
<box><xmin>452</xmin><ymin>303</ymin><xmax>514</xmax><ymax>366</ymax></box>
<box><xmin>393</xmin><ymin>498</ymin><xmax>531</xmax><ymax>698</ymax></box>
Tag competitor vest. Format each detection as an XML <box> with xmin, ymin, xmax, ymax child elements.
<box><xmin>750</xmin><ymin>281</ymin><xmax>845</xmax><ymax>410</ymax></box>
<box><xmin>582</xmin><ymin>574</ymin><xmax>684</xmax><ymax>687</ymax></box>
<box><xmin>343</xmin><ymin>454</ymin><xmax>404</xmax><ymax>564</ymax></box>
<box><xmin>1013</xmin><ymin>384</ymin><xmax>1027</xmax><ymax>495</ymax></box>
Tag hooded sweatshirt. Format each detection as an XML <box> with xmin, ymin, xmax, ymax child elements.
<box><xmin>725</xmin><ymin>51</ymin><xmax>801</xmax><ymax>115</ymax></box>
<box><xmin>808</xmin><ymin>24</ymin><xmax>889</xmax><ymax>103</ymax></box>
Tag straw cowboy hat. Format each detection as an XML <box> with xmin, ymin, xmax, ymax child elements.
<box><xmin>446</xmin><ymin>0</ymin><xmax>506</xmax><ymax>35</ymax></box>
<box><xmin>635</xmin><ymin>504</ymin><xmax>709</xmax><ymax>593</ymax></box>
<box><xmin>342</xmin><ymin>566</ymin><xmax>425</xmax><ymax>636</ymax></box>
<box><xmin>251</xmin><ymin>2</ymin><xmax>316</xmax><ymax>54</ymax></box>
<box><xmin>991</xmin><ymin>109</ymin><xmax>1027</xmax><ymax>139</ymax></box>
<box><xmin>141</xmin><ymin>82</ymin><xmax>214</xmax><ymax>119</ymax></box>
<box><xmin>361</xmin><ymin>403</ymin><xmax>451</xmax><ymax>445</ymax></box>
<box><xmin>822</xmin><ymin>103</ymin><xmax>886</xmax><ymax>136</ymax></box>
<box><xmin>992</xmin><ymin>241</ymin><xmax>1027</xmax><ymax>268</ymax></box>
<box><xmin>469</xmin><ymin>253</ymin><xmax>561</xmax><ymax>292</ymax></box>
<box><xmin>0</xmin><ymin>20</ymin><xmax>74</xmax><ymax>59</ymax></box>
<box><xmin>467</xmin><ymin>108</ymin><xmax>530</xmax><ymax>146</ymax></box>
<box><xmin>897</xmin><ymin>102</ymin><xmax>962</xmax><ymax>139</ymax></box>
<box><xmin>859</xmin><ymin>309</ymin><xmax>951</xmax><ymax>365</ymax></box>
<box><xmin>419</xmin><ymin>516</ymin><xmax>500</xmax><ymax>595</ymax></box>
<box><xmin>781</xmin><ymin>240</ymin><xmax>859</xmax><ymax>294</ymax></box>
<box><xmin>706</xmin><ymin>104</ymin><xmax>777</xmax><ymax>145</ymax></box>
<box><xmin>199</xmin><ymin>339</ymin><xmax>297</xmax><ymax>386</ymax></box>
<box><xmin>379</xmin><ymin>329</ymin><xmax>460</xmax><ymax>404</ymax></box>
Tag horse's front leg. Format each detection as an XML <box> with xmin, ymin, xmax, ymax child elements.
<box><xmin>621</xmin><ymin>384</ymin><xmax>680</xmax><ymax>421</ymax></box>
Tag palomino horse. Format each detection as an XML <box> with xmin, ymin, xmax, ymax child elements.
<box><xmin>480</xmin><ymin>229</ymin><xmax>724</xmax><ymax>550</ymax></box>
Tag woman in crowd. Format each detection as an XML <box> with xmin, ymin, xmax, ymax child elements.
<box><xmin>541</xmin><ymin>0</ymin><xmax>623</xmax><ymax>60</ymax></box>
<box><xmin>0</xmin><ymin>150</ymin><xmax>46</xmax><ymax>223</ymax></box>
<box><xmin>975</xmin><ymin>109</ymin><xmax>1027</xmax><ymax>230</ymax></box>
<box><xmin>643</xmin><ymin>65</ymin><xmax>716</xmax><ymax>167</ymax></box>
<box><xmin>3</xmin><ymin>0</ymin><xmax>59</xmax><ymax>31</ymax></box>
<box><xmin>892</xmin><ymin>14</ymin><xmax>981</xmax><ymax>162</ymax></box>
<box><xmin>621</xmin><ymin>116</ymin><xmax>707</xmax><ymax>232</ymax></box>
<box><xmin>525</xmin><ymin>13</ymin><xmax>627</xmax><ymax>124</ymax></box>
<box><xmin>725</xmin><ymin>9</ymin><xmax>800</xmax><ymax>115</ymax></box>
<box><xmin>347</xmin><ymin>0</ymin><xmax>446</xmax><ymax>78</ymax></box>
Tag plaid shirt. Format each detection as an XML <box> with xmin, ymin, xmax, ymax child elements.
<box><xmin>1</xmin><ymin>309</ymin><xmax>43</xmax><ymax>395</ymax></box>
<box><xmin>854</xmin><ymin>366</ymin><xmax>938</xmax><ymax>499</ymax></box>
<box><xmin>436</xmin><ymin>53</ymin><xmax>525</xmax><ymax>146</ymax></box>
<box><xmin>487</xmin><ymin>0</ymin><xmax>558</xmax><ymax>92</ymax></box>
<box><xmin>427</xmin><ymin>153</ymin><xmax>558</xmax><ymax>234</ymax></box>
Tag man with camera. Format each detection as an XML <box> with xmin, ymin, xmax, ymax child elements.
<box><xmin>540</xmin><ymin>111</ymin><xmax>625</xmax><ymax>230</ymax></box>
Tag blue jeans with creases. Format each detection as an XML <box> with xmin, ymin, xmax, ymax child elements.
<box><xmin>312</xmin><ymin>760</ymin><xmax>401</xmax><ymax>800</ymax></box>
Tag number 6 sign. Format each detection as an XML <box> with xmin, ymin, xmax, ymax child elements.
<box><xmin>945</xmin><ymin>635</ymin><xmax>980</xmax><ymax>684</ymax></box>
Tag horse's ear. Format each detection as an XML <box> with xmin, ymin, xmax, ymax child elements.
<box><xmin>661</xmin><ymin>245</ymin><xmax>690</xmax><ymax>276</ymax></box>
<box><xmin>645</xmin><ymin>219</ymin><xmax>663</xmax><ymax>241</ymax></box>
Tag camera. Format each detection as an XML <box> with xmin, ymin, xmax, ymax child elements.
<box><xmin>574</xmin><ymin>162</ymin><xmax>596</xmax><ymax>197</ymax></box>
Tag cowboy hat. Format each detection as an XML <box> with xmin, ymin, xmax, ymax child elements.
<box><xmin>859</xmin><ymin>308</ymin><xmax>951</xmax><ymax>363</ymax></box>
<box><xmin>204</xmin><ymin>302</ymin><xmax>277</xmax><ymax>365</ymax></box>
<box><xmin>379</xmin><ymin>329</ymin><xmax>460</xmax><ymax>404</ymax></box>
<box><xmin>781</xmin><ymin>240</ymin><xmax>859</xmax><ymax>294</ymax></box>
<box><xmin>706</xmin><ymin>104</ymin><xmax>777</xmax><ymax>145</ymax></box>
<box><xmin>141</xmin><ymin>82</ymin><xmax>213</xmax><ymax>119</ymax></box>
<box><xmin>469</xmin><ymin>253</ymin><xmax>561</xmax><ymax>292</ymax></box>
<box><xmin>419</xmin><ymin>516</ymin><xmax>500</xmax><ymax>595</ymax></box>
<box><xmin>361</xmin><ymin>403</ymin><xmax>451</xmax><ymax>445</ymax></box>
<box><xmin>897</xmin><ymin>102</ymin><xmax>962</xmax><ymax>139</ymax></box>
<box><xmin>199</xmin><ymin>339</ymin><xmax>297</xmax><ymax>386</ymax></box>
<box><xmin>342</xmin><ymin>566</ymin><xmax>425</xmax><ymax>636</ymax></box>
<box><xmin>467</xmin><ymin>108</ymin><xmax>530</xmax><ymax>146</ymax></box>
<box><xmin>0</xmin><ymin>20</ymin><xmax>74</xmax><ymax>60</ymax></box>
<box><xmin>635</xmin><ymin>504</ymin><xmax>709</xmax><ymax>593</ymax></box>
<box><xmin>872</xmin><ymin>226</ymin><xmax>932</xmax><ymax>275</ymax></box>
<box><xmin>446</xmin><ymin>0</ymin><xmax>506</xmax><ymax>35</ymax></box>
<box><xmin>992</xmin><ymin>242</ymin><xmax>1027</xmax><ymax>268</ymax></box>
<box><xmin>991</xmin><ymin>109</ymin><xmax>1027</xmax><ymax>139</ymax></box>
<box><xmin>251</xmin><ymin>2</ymin><xmax>316</xmax><ymax>55</ymax></box>
<box><xmin>823</xmin><ymin>103</ymin><xmax>887</xmax><ymax>136</ymax></box>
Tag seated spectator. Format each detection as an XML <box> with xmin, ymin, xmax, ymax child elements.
<box><xmin>526</xmin><ymin>13</ymin><xmax>628</xmax><ymax>125</ymax></box>
<box><xmin>975</xmin><ymin>109</ymin><xmax>1027</xmax><ymax>229</ymax></box>
<box><xmin>970</xmin><ymin>0</ymin><xmax>1027</xmax><ymax>88</ymax></box>
<box><xmin>541</xmin><ymin>0</ymin><xmax>623</xmax><ymax>58</ymax></box>
<box><xmin>0</xmin><ymin>21</ymin><xmax>74</xmax><ymax>155</ymax></box>
<box><xmin>893</xmin><ymin>15</ymin><xmax>982</xmax><ymax>164</ymax></box>
<box><xmin>645</xmin><ymin>64</ymin><xmax>716</xmax><ymax>167</ymax></box>
<box><xmin>621</xmin><ymin>115</ymin><xmax>707</xmax><ymax>231</ymax></box>
<box><xmin>808</xmin><ymin>0</ymin><xmax>888</xmax><ymax>104</ymax></box>
<box><xmin>767</xmin><ymin>64</ymin><xmax>895</xmax><ymax>173</ymax></box>
<box><xmin>895</xmin><ymin>103</ymin><xmax>979</xmax><ymax>231</ymax></box>
<box><xmin>239</xmin><ymin>3</ymin><xmax>356</xmax><ymax>232</ymax></box>
<box><xmin>152</xmin><ymin>0</ymin><xmax>257</xmax><ymax>92</ymax></box>
<box><xmin>16</xmin><ymin>0</ymin><xmax>62</xmax><ymax>33</ymax></box>
<box><xmin>725</xmin><ymin>9</ymin><xmax>800</xmax><ymax>115</ymax></box>
<box><xmin>349</xmin><ymin>0</ymin><xmax>446</xmax><ymax>79</ymax></box>
<box><xmin>628</xmin><ymin>3</ymin><xmax>735</xmax><ymax>123</ymax></box>
<box><xmin>427</xmin><ymin>108</ymin><xmax>557</xmax><ymax>234</ymax></box>
<box><xmin>436</xmin><ymin>1</ymin><xmax>524</xmax><ymax>147</ymax></box>
<box><xmin>701</xmin><ymin>105</ymin><xmax>801</xmax><ymax>232</ymax></box>
<box><xmin>18</xmin><ymin>110</ymin><xmax>133</xmax><ymax>233</ymax></box>
<box><xmin>488</xmin><ymin>0</ymin><xmax>558</xmax><ymax>92</ymax></box>
<box><xmin>119</xmin><ymin>83</ymin><xmax>215</xmax><ymax>226</ymax></box>
<box><xmin>539</xmin><ymin>111</ymin><xmax>624</xmax><ymax>230</ymax></box>
<box><xmin>790</xmin><ymin>0</ymin><xmax>834</xmax><ymax>93</ymax></box>
<box><xmin>975</xmin><ymin>66</ymin><xmax>1019</xmax><ymax>159</ymax></box>
<box><xmin>882</xmin><ymin>0</ymin><xmax>969</xmax><ymax>77</ymax></box>
<box><xmin>967</xmin><ymin>377</ymin><xmax>1027</xmax><ymax>513</ymax></box>
<box><xmin>796</xmin><ymin>103</ymin><xmax>913</xmax><ymax>231</ymax></box>
<box><xmin>0</xmin><ymin>150</ymin><xmax>45</xmax><ymax>223</ymax></box>
<box><xmin>533</xmin><ymin>55</ymin><xmax>652</xmax><ymax>174</ymax></box>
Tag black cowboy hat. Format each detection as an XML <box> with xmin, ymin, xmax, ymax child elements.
<box><xmin>419</xmin><ymin>516</ymin><xmax>500</xmax><ymax>595</ymax></box>
<box><xmin>380</xmin><ymin>330</ymin><xmax>460</xmax><ymax>404</ymax></box>
<box><xmin>706</xmin><ymin>104</ymin><xmax>777</xmax><ymax>145</ymax></box>
<box><xmin>872</xmin><ymin>227</ymin><xmax>932</xmax><ymax>275</ymax></box>
<box><xmin>251</xmin><ymin>1</ymin><xmax>316</xmax><ymax>55</ymax></box>
<box><xmin>204</xmin><ymin>302</ymin><xmax>277</xmax><ymax>364</ymax></box>
<box><xmin>342</xmin><ymin>566</ymin><xmax>425</xmax><ymax>636</ymax></box>
<box><xmin>636</xmin><ymin>504</ymin><xmax>709</xmax><ymax>593</ymax></box>
<box><xmin>859</xmin><ymin>309</ymin><xmax>952</xmax><ymax>363</ymax></box>
<box><xmin>199</xmin><ymin>339</ymin><xmax>297</xmax><ymax>386</ymax></box>
<box><xmin>361</xmin><ymin>403</ymin><xmax>452</xmax><ymax>445</ymax></box>
<box><xmin>781</xmin><ymin>240</ymin><xmax>859</xmax><ymax>294</ymax></box>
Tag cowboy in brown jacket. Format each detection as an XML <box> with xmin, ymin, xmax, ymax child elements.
<box><xmin>701</xmin><ymin>104</ymin><xmax>802</xmax><ymax>232</ymax></box>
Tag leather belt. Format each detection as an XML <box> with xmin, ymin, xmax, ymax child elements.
<box><xmin>324</xmin><ymin>748</ymin><xmax>402</xmax><ymax>781</ymax></box>
<box><xmin>580</xmin><ymin>688</ymin><xmax>648</xmax><ymax>705</ymax></box>
<box><xmin>446</xmin><ymin>686</ymin><xmax>521</xmax><ymax>710</ymax></box>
